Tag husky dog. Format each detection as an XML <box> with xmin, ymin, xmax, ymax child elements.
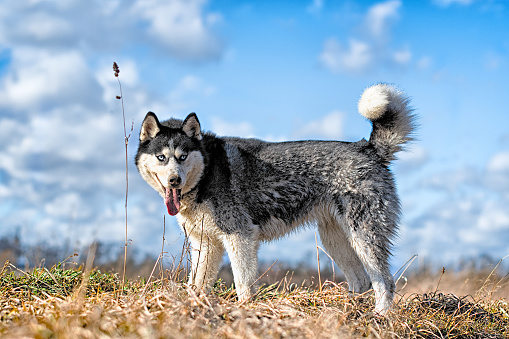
<box><xmin>135</xmin><ymin>84</ymin><xmax>416</xmax><ymax>315</ymax></box>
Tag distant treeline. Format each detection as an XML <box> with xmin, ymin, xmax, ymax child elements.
<box><xmin>0</xmin><ymin>231</ymin><xmax>506</xmax><ymax>286</ymax></box>
<box><xmin>0</xmin><ymin>230</ymin><xmax>158</xmax><ymax>279</ymax></box>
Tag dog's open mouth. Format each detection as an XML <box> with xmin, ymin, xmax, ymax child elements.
<box><xmin>165</xmin><ymin>188</ymin><xmax>181</xmax><ymax>216</ymax></box>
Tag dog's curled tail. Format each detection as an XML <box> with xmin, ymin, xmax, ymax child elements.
<box><xmin>358</xmin><ymin>83</ymin><xmax>416</xmax><ymax>164</ymax></box>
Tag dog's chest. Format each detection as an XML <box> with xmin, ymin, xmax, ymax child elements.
<box><xmin>176</xmin><ymin>201</ymin><xmax>223</xmax><ymax>239</ymax></box>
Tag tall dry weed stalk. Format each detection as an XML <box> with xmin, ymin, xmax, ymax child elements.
<box><xmin>113</xmin><ymin>62</ymin><xmax>133</xmax><ymax>292</ymax></box>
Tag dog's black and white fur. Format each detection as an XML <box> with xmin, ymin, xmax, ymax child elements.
<box><xmin>135</xmin><ymin>84</ymin><xmax>416</xmax><ymax>314</ymax></box>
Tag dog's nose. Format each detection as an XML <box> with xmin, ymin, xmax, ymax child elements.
<box><xmin>168</xmin><ymin>175</ymin><xmax>182</xmax><ymax>188</ymax></box>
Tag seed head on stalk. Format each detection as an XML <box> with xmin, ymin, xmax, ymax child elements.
<box><xmin>113</xmin><ymin>61</ymin><xmax>133</xmax><ymax>294</ymax></box>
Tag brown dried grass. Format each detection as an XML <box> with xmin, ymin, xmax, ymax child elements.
<box><xmin>0</xmin><ymin>258</ymin><xmax>508</xmax><ymax>339</ymax></box>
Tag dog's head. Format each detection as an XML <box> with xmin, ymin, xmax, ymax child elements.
<box><xmin>135</xmin><ymin>112</ymin><xmax>205</xmax><ymax>216</ymax></box>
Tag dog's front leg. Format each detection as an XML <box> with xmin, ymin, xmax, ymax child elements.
<box><xmin>222</xmin><ymin>232</ymin><xmax>259</xmax><ymax>303</ymax></box>
<box><xmin>188</xmin><ymin>235</ymin><xmax>224</xmax><ymax>293</ymax></box>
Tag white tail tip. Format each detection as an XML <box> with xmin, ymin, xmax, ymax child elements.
<box><xmin>358</xmin><ymin>84</ymin><xmax>396</xmax><ymax>121</ymax></box>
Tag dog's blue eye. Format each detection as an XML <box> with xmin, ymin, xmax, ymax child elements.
<box><xmin>156</xmin><ymin>155</ymin><xmax>166</xmax><ymax>162</ymax></box>
<box><xmin>178</xmin><ymin>154</ymin><xmax>187</xmax><ymax>161</ymax></box>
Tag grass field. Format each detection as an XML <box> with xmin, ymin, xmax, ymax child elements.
<box><xmin>0</xmin><ymin>255</ymin><xmax>507</xmax><ymax>338</ymax></box>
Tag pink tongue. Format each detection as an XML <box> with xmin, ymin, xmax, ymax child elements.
<box><xmin>165</xmin><ymin>189</ymin><xmax>180</xmax><ymax>216</ymax></box>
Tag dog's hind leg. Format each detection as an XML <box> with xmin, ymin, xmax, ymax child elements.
<box><xmin>344</xmin><ymin>197</ymin><xmax>397</xmax><ymax>315</ymax></box>
<box><xmin>317</xmin><ymin>215</ymin><xmax>371</xmax><ymax>294</ymax></box>
<box><xmin>189</xmin><ymin>235</ymin><xmax>225</xmax><ymax>294</ymax></box>
<box><xmin>349</xmin><ymin>232</ymin><xmax>395</xmax><ymax>315</ymax></box>
<box><xmin>222</xmin><ymin>230</ymin><xmax>259</xmax><ymax>303</ymax></box>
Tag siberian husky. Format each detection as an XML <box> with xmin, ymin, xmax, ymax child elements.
<box><xmin>135</xmin><ymin>84</ymin><xmax>416</xmax><ymax>315</ymax></box>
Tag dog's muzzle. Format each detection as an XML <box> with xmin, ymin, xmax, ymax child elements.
<box><xmin>168</xmin><ymin>174</ymin><xmax>182</xmax><ymax>188</ymax></box>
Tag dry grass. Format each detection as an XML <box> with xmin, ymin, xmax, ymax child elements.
<box><xmin>0</xmin><ymin>259</ymin><xmax>507</xmax><ymax>339</ymax></box>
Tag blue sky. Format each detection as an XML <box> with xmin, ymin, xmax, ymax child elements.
<box><xmin>0</xmin><ymin>0</ymin><xmax>508</xmax><ymax>271</ymax></box>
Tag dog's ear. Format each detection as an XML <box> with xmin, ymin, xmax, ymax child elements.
<box><xmin>182</xmin><ymin>113</ymin><xmax>202</xmax><ymax>140</ymax></box>
<box><xmin>140</xmin><ymin>112</ymin><xmax>161</xmax><ymax>142</ymax></box>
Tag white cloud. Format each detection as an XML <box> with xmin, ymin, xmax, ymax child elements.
<box><xmin>487</xmin><ymin>151</ymin><xmax>509</xmax><ymax>172</ymax></box>
<box><xmin>393</xmin><ymin>46</ymin><xmax>412</xmax><ymax>65</ymax></box>
<box><xmin>19</xmin><ymin>12</ymin><xmax>73</xmax><ymax>43</ymax></box>
<box><xmin>399</xmin><ymin>152</ymin><xmax>509</xmax><ymax>265</ymax></box>
<box><xmin>44</xmin><ymin>192</ymin><xmax>90</xmax><ymax>219</ymax></box>
<box><xmin>96</xmin><ymin>59</ymin><xmax>140</xmax><ymax>106</ymax></box>
<box><xmin>477</xmin><ymin>200</ymin><xmax>509</xmax><ymax>231</ymax></box>
<box><xmin>365</xmin><ymin>0</ymin><xmax>401</xmax><ymax>39</ymax></box>
<box><xmin>132</xmin><ymin>0</ymin><xmax>224</xmax><ymax>61</ymax></box>
<box><xmin>319</xmin><ymin>38</ymin><xmax>372</xmax><ymax>74</ymax></box>
<box><xmin>319</xmin><ymin>0</ymin><xmax>412</xmax><ymax>74</ymax></box>
<box><xmin>421</xmin><ymin>167</ymin><xmax>478</xmax><ymax>192</ymax></box>
<box><xmin>0</xmin><ymin>49</ymin><xmax>102</xmax><ymax>111</ymax></box>
<box><xmin>0</xmin><ymin>1</ymin><xmax>115</xmax><ymax>49</ymax></box>
<box><xmin>401</xmin><ymin>193</ymin><xmax>509</xmax><ymax>265</ymax></box>
<box><xmin>396</xmin><ymin>145</ymin><xmax>428</xmax><ymax>172</ymax></box>
<box><xmin>0</xmin><ymin>118</ymin><xmax>23</xmax><ymax>144</ymax></box>
<box><xmin>417</xmin><ymin>56</ymin><xmax>433</xmax><ymax>70</ymax></box>
<box><xmin>0</xmin><ymin>108</ymin><xmax>124</xmax><ymax>187</ymax></box>
<box><xmin>486</xmin><ymin>151</ymin><xmax>509</xmax><ymax>194</ymax></box>
<box><xmin>0</xmin><ymin>0</ymin><xmax>225</xmax><ymax>62</ymax></box>
<box><xmin>171</xmin><ymin>76</ymin><xmax>213</xmax><ymax>97</ymax></box>
<box><xmin>293</xmin><ymin>111</ymin><xmax>344</xmax><ymax>140</ymax></box>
